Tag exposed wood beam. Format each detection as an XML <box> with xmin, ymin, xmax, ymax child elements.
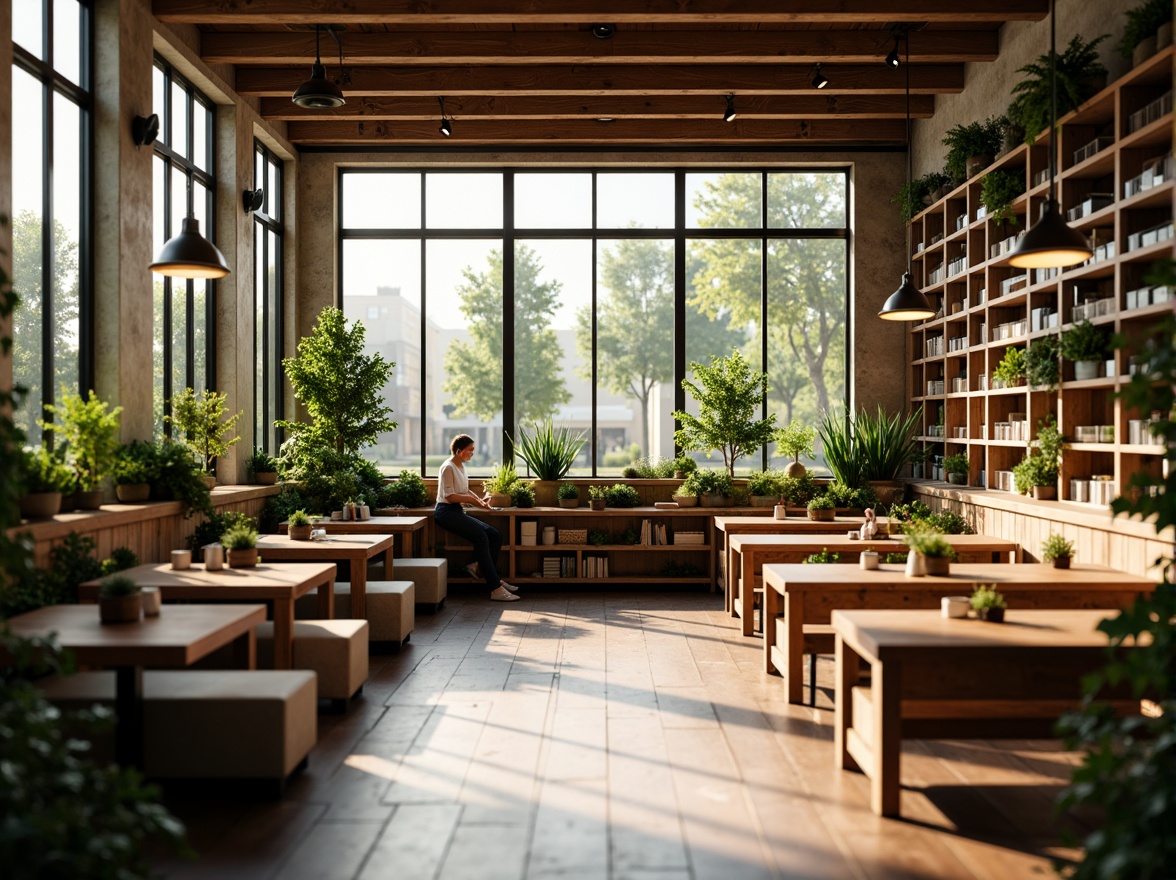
<box><xmin>156</xmin><ymin>0</ymin><xmax>1047</xmax><ymax>25</ymax></box>
<box><xmin>237</xmin><ymin>63</ymin><xmax>963</xmax><ymax>97</ymax></box>
<box><xmin>204</xmin><ymin>30</ymin><xmax>998</xmax><ymax>66</ymax></box>
<box><xmin>260</xmin><ymin>93</ymin><xmax>936</xmax><ymax>122</ymax></box>
<box><xmin>284</xmin><ymin>117</ymin><xmax>910</xmax><ymax>146</ymax></box>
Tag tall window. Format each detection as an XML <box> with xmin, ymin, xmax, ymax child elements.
<box><xmin>11</xmin><ymin>0</ymin><xmax>92</xmax><ymax>444</ymax></box>
<box><xmin>340</xmin><ymin>169</ymin><xmax>849</xmax><ymax>476</ymax></box>
<box><xmin>253</xmin><ymin>141</ymin><xmax>283</xmax><ymax>453</ymax></box>
<box><xmin>152</xmin><ymin>58</ymin><xmax>215</xmax><ymax>435</ymax></box>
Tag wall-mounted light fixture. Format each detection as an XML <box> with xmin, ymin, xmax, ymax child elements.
<box><xmin>592</xmin><ymin>24</ymin><xmax>616</xmax><ymax>39</ymax></box>
<box><xmin>885</xmin><ymin>36</ymin><xmax>901</xmax><ymax>68</ymax></box>
<box><xmin>242</xmin><ymin>188</ymin><xmax>264</xmax><ymax>213</ymax></box>
<box><xmin>132</xmin><ymin>113</ymin><xmax>159</xmax><ymax>147</ymax></box>
<box><xmin>292</xmin><ymin>25</ymin><xmax>346</xmax><ymax>108</ymax></box>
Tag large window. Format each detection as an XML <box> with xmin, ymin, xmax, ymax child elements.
<box><xmin>152</xmin><ymin>58</ymin><xmax>215</xmax><ymax>435</ymax></box>
<box><xmin>340</xmin><ymin>170</ymin><xmax>849</xmax><ymax>476</ymax></box>
<box><xmin>253</xmin><ymin>141</ymin><xmax>284</xmax><ymax>453</ymax></box>
<box><xmin>11</xmin><ymin>0</ymin><xmax>91</xmax><ymax>444</ymax></box>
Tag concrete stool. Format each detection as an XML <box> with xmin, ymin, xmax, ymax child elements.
<box><xmin>392</xmin><ymin>558</ymin><xmax>448</xmax><ymax>612</ymax></box>
<box><xmin>295</xmin><ymin>581</ymin><xmax>415</xmax><ymax>651</ymax></box>
<box><xmin>256</xmin><ymin>619</ymin><xmax>369</xmax><ymax>712</ymax></box>
<box><xmin>39</xmin><ymin>670</ymin><xmax>317</xmax><ymax>792</ymax></box>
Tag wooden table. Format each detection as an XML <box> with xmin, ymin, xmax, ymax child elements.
<box><xmin>79</xmin><ymin>562</ymin><xmax>337</xmax><ymax>671</ymax></box>
<box><xmin>832</xmin><ymin>608</ymin><xmax>1135</xmax><ymax>817</ymax></box>
<box><xmin>278</xmin><ymin>515</ymin><xmax>427</xmax><ymax>564</ymax></box>
<box><xmin>254</xmin><ymin>534</ymin><xmax>393</xmax><ymax>621</ymax></box>
<box><xmin>2</xmin><ymin>603</ymin><xmax>266</xmax><ymax>766</ymax></box>
<box><xmin>729</xmin><ymin>532</ymin><xmax>1019</xmax><ymax>637</ymax></box>
<box><xmin>765</xmin><ymin>562</ymin><xmax>1156</xmax><ymax>704</ymax></box>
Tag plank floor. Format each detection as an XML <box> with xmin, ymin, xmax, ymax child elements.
<box><xmin>158</xmin><ymin>591</ymin><xmax>1087</xmax><ymax>880</ymax></box>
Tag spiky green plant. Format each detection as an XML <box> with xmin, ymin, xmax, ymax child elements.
<box><xmin>854</xmin><ymin>406</ymin><xmax>924</xmax><ymax>482</ymax></box>
<box><xmin>817</xmin><ymin>411</ymin><xmax>861</xmax><ymax>488</ymax></box>
<box><xmin>510</xmin><ymin>418</ymin><xmax>587</xmax><ymax>481</ymax></box>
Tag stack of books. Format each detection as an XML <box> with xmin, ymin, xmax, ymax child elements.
<box><xmin>582</xmin><ymin>556</ymin><xmax>609</xmax><ymax>578</ymax></box>
<box><xmin>541</xmin><ymin>557</ymin><xmax>561</xmax><ymax>578</ymax></box>
<box><xmin>673</xmin><ymin>531</ymin><xmax>706</xmax><ymax>546</ymax></box>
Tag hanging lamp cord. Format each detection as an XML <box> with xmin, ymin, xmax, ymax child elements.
<box><xmin>905</xmin><ymin>30</ymin><xmax>912</xmax><ymax>274</ymax></box>
<box><xmin>1048</xmin><ymin>0</ymin><xmax>1057</xmax><ymax>203</ymax></box>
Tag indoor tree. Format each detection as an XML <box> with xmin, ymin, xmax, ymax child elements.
<box><xmin>166</xmin><ymin>387</ymin><xmax>243</xmax><ymax>477</ymax></box>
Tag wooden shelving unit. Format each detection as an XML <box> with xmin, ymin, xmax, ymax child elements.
<box><xmin>907</xmin><ymin>47</ymin><xmax>1173</xmax><ymax>506</ymax></box>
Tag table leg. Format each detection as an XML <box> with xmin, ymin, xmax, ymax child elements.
<box><xmin>741</xmin><ymin>550</ymin><xmax>755</xmax><ymax>636</ymax></box>
<box><xmin>784</xmin><ymin>591</ymin><xmax>805</xmax><ymax>704</ymax></box>
<box><xmin>727</xmin><ymin>546</ymin><xmax>739</xmax><ymax>617</ymax></box>
<box><xmin>399</xmin><ymin>532</ymin><xmax>412</xmax><ymax>559</ymax></box>
<box><xmin>317</xmin><ymin>574</ymin><xmax>335</xmax><ymax>619</ymax></box>
<box><xmin>352</xmin><ymin>565</ymin><xmax>367</xmax><ymax>620</ymax></box>
<box><xmin>834</xmin><ymin>637</ymin><xmax>858</xmax><ymax>771</ymax></box>
<box><xmin>384</xmin><ymin>547</ymin><xmax>395</xmax><ymax>578</ymax></box>
<box><xmin>114</xmin><ymin>665</ymin><xmax>145</xmax><ymax>768</ymax></box>
<box><xmin>871</xmin><ymin>658</ymin><xmax>903</xmax><ymax>817</ymax></box>
<box><xmin>272</xmin><ymin>598</ymin><xmax>294</xmax><ymax>669</ymax></box>
<box><xmin>763</xmin><ymin>579</ymin><xmax>779</xmax><ymax>674</ymax></box>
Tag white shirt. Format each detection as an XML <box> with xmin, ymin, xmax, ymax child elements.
<box><xmin>437</xmin><ymin>458</ymin><xmax>469</xmax><ymax>503</ymax></box>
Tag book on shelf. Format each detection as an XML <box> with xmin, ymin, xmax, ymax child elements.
<box><xmin>673</xmin><ymin>531</ymin><xmax>706</xmax><ymax>545</ymax></box>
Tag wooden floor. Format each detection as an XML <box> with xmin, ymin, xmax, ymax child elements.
<box><xmin>158</xmin><ymin>590</ymin><xmax>1086</xmax><ymax>880</ymax></box>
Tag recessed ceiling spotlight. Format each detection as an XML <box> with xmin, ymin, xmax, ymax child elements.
<box><xmin>810</xmin><ymin>63</ymin><xmax>829</xmax><ymax>90</ymax></box>
<box><xmin>723</xmin><ymin>94</ymin><xmax>737</xmax><ymax>123</ymax></box>
<box><xmin>592</xmin><ymin>23</ymin><xmax>616</xmax><ymax>39</ymax></box>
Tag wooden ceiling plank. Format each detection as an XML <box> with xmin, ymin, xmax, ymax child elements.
<box><xmin>203</xmin><ymin>29</ymin><xmax>999</xmax><ymax>65</ymax></box>
<box><xmin>156</xmin><ymin>0</ymin><xmax>1048</xmax><ymax>25</ymax></box>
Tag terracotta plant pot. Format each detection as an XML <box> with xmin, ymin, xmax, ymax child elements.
<box><xmin>487</xmin><ymin>492</ymin><xmax>511</xmax><ymax>508</ymax></box>
<box><xmin>921</xmin><ymin>555</ymin><xmax>951</xmax><ymax>576</ymax></box>
<box><xmin>1052</xmin><ymin>556</ymin><xmax>1071</xmax><ymax>570</ymax></box>
<box><xmin>201</xmin><ymin>474</ymin><xmax>217</xmax><ymax>490</ymax></box>
<box><xmin>288</xmin><ymin>524</ymin><xmax>312</xmax><ymax>541</ymax></box>
<box><xmin>99</xmin><ymin>594</ymin><xmax>142</xmax><ymax>624</ymax></box>
<box><xmin>19</xmin><ymin>492</ymin><xmax>63</xmax><ymax>519</ymax></box>
<box><xmin>785</xmin><ymin>460</ymin><xmax>806</xmax><ymax>478</ymax></box>
<box><xmin>74</xmin><ymin>489</ymin><xmax>105</xmax><ymax>510</ymax></box>
<box><xmin>558</xmin><ymin>497</ymin><xmax>579</xmax><ymax>509</ymax></box>
<box><xmin>1032</xmin><ymin>485</ymin><xmax>1057</xmax><ymax>501</ymax></box>
<box><xmin>115</xmin><ymin>483</ymin><xmax>150</xmax><ymax>503</ymax></box>
<box><xmin>808</xmin><ymin>508</ymin><xmax>835</xmax><ymax>522</ymax></box>
<box><xmin>977</xmin><ymin>606</ymin><xmax>1005</xmax><ymax>623</ymax></box>
<box><xmin>227</xmin><ymin>548</ymin><xmax>259</xmax><ymax>568</ymax></box>
<box><xmin>589</xmin><ymin>499</ymin><xmax>606</xmax><ymax>511</ymax></box>
<box><xmin>671</xmin><ymin>495</ymin><xmax>697</xmax><ymax>508</ymax></box>
<box><xmin>254</xmin><ymin>471</ymin><xmax>278</xmax><ymax>485</ymax></box>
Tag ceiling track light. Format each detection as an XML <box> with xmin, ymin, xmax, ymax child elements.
<box><xmin>292</xmin><ymin>24</ymin><xmax>346</xmax><ymax>109</ymax></box>
<box><xmin>885</xmin><ymin>36</ymin><xmax>901</xmax><ymax>68</ymax></box>
<box><xmin>591</xmin><ymin>23</ymin><xmax>616</xmax><ymax>39</ymax></box>
<box><xmin>810</xmin><ymin>63</ymin><xmax>829</xmax><ymax>90</ymax></box>
<box><xmin>723</xmin><ymin>94</ymin><xmax>737</xmax><ymax>123</ymax></box>
<box><xmin>438</xmin><ymin>96</ymin><xmax>452</xmax><ymax>137</ymax></box>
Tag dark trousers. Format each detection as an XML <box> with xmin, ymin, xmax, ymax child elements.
<box><xmin>434</xmin><ymin>503</ymin><xmax>502</xmax><ymax>589</ymax></box>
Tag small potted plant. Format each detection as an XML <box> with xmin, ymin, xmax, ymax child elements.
<box><xmin>1013</xmin><ymin>415</ymin><xmax>1063</xmax><ymax>499</ymax></box>
<box><xmin>604</xmin><ymin>483</ymin><xmax>641</xmax><ymax>509</ymax></box>
<box><xmin>18</xmin><ymin>446</ymin><xmax>75</xmax><ymax>518</ymax></box>
<box><xmin>1025</xmin><ymin>334</ymin><xmax>1061</xmax><ymax>390</ymax></box>
<box><xmin>557</xmin><ymin>482</ymin><xmax>579</xmax><ymax>509</ymax></box>
<box><xmin>41</xmin><ymin>390</ymin><xmax>122</xmax><ymax>509</ymax></box>
<box><xmin>807</xmin><ymin>494</ymin><xmax>836</xmax><ymax>522</ymax></box>
<box><xmin>165</xmin><ymin>387</ymin><xmax>243</xmax><ymax>488</ymax></box>
<box><xmin>1008</xmin><ymin>35</ymin><xmax>1108</xmax><ymax>144</ymax></box>
<box><xmin>682</xmin><ymin>470</ymin><xmax>732</xmax><ymax>507</ymax></box>
<box><xmin>287</xmin><ymin>509</ymin><xmax>313</xmax><ymax>541</ymax></box>
<box><xmin>222</xmin><ymin>522</ymin><xmax>259</xmax><ymax>568</ymax></box>
<box><xmin>482</xmin><ymin>461</ymin><xmax>519</xmax><ymax>508</ymax></box>
<box><xmin>941</xmin><ymin>116</ymin><xmax>1006</xmax><ymax>182</ymax></box>
<box><xmin>588</xmin><ymin>485</ymin><xmax>608</xmax><ymax>511</ymax></box>
<box><xmin>621</xmin><ymin>465</ymin><xmax>640</xmax><ymax>479</ymax></box>
<box><xmin>904</xmin><ymin>524</ymin><xmax>955</xmax><ymax>576</ymax></box>
<box><xmin>979</xmin><ymin>169</ymin><xmax>1024</xmax><ymax>224</ymax></box>
<box><xmin>1061</xmin><ymin>319</ymin><xmax>1108</xmax><ymax>381</ymax></box>
<box><xmin>1119</xmin><ymin>0</ymin><xmax>1172</xmax><ymax>66</ymax></box>
<box><xmin>970</xmin><ymin>585</ymin><xmax>1007</xmax><ymax>622</ymax></box>
<box><xmin>943</xmin><ymin>452</ymin><xmax>970</xmax><ymax>486</ymax></box>
<box><xmin>1042</xmin><ymin>534</ymin><xmax>1075</xmax><ymax>569</ymax></box>
<box><xmin>992</xmin><ymin>346</ymin><xmax>1027</xmax><ymax>388</ymax></box>
<box><xmin>671</xmin><ymin>476</ymin><xmax>699</xmax><ymax>507</ymax></box>
<box><xmin>509</xmin><ymin>480</ymin><xmax>536</xmax><ymax>509</ymax></box>
<box><xmin>773</xmin><ymin>420</ymin><xmax>816</xmax><ymax>478</ymax></box>
<box><xmin>113</xmin><ymin>440</ymin><xmax>156</xmax><ymax>503</ymax></box>
<box><xmin>893</xmin><ymin>170</ymin><xmax>953</xmax><ymax>222</ymax></box>
<box><xmin>803</xmin><ymin>548</ymin><xmax>840</xmax><ymax>564</ymax></box>
<box><xmin>746</xmin><ymin>471</ymin><xmax>782</xmax><ymax>507</ymax></box>
<box><xmin>671</xmin><ymin>455</ymin><xmax>697</xmax><ymax>481</ymax></box>
<box><xmin>98</xmin><ymin>574</ymin><xmax>142</xmax><ymax>624</ymax></box>
<box><xmin>247</xmin><ymin>448</ymin><xmax>280</xmax><ymax>485</ymax></box>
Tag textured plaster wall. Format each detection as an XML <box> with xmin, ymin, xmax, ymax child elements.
<box><xmin>913</xmin><ymin>0</ymin><xmax>1131</xmax><ymax>177</ymax></box>
<box><xmin>297</xmin><ymin>149</ymin><xmax>911</xmax><ymax>418</ymax></box>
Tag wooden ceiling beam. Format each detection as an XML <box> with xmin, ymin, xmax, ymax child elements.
<box><xmin>204</xmin><ymin>29</ymin><xmax>998</xmax><ymax>66</ymax></box>
<box><xmin>284</xmin><ymin>117</ymin><xmax>909</xmax><ymax>145</ymax></box>
<box><xmin>259</xmin><ymin>93</ymin><xmax>937</xmax><ymax>122</ymax></box>
<box><xmin>237</xmin><ymin>63</ymin><xmax>963</xmax><ymax>97</ymax></box>
<box><xmin>156</xmin><ymin>0</ymin><xmax>1047</xmax><ymax>25</ymax></box>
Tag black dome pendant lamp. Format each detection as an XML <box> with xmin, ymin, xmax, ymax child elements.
<box><xmin>149</xmin><ymin>177</ymin><xmax>230</xmax><ymax>279</ymax></box>
<box><xmin>879</xmin><ymin>31</ymin><xmax>935</xmax><ymax>322</ymax></box>
<box><xmin>1008</xmin><ymin>0</ymin><xmax>1092</xmax><ymax>269</ymax></box>
<box><xmin>292</xmin><ymin>25</ymin><xmax>346</xmax><ymax>109</ymax></box>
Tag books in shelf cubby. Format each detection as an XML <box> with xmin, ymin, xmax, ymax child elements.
<box><xmin>906</xmin><ymin>47</ymin><xmax>1173</xmax><ymax>507</ymax></box>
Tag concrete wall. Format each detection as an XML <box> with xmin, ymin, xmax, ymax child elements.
<box><xmin>913</xmin><ymin>0</ymin><xmax>1132</xmax><ymax>177</ymax></box>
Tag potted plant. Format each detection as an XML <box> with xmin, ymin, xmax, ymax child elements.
<box><xmin>1042</xmin><ymin>533</ymin><xmax>1075</xmax><ymax>569</ymax></box>
<box><xmin>846</xmin><ymin>406</ymin><xmax>923</xmax><ymax>507</ymax></box>
<box><xmin>18</xmin><ymin>446</ymin><xmax>74</xmax><ymax>518</ymax></box>
<box><xmin>113</xmin><ymin>440</ymin><xmax>156</xmax><ymax>502</ymax></box>
<box><xmin>992</xmin><ymin>346</ymin><xmax>1027</xmax><ymax>388</ymax></box>
<box><xmin>1013</xmin><ymin>414</ymin><xmax>1063</xmax><ymax>499</ymax></box>
<box><xmin>152</xmin><ymin>439</ymin><xmax>214</xmax><ymax>518</ymax></box>
<box><xmin>587</xmin><ymin>485</ymin><xmax>608</xmax><ymax>511</ymax></box>
<box><xmin>1025</xmin><ymin>334</ymin><xmax>1061</xmax><ymax>389</ymax></box>
<box><xmin>969</xmin><ymin>585</ymin><xmax>1007</xmax><ymax>622</ymax></box>
<box><xmin>604</xmin><ymin>483</ymin><xmax>641</xmax><ymax>509</ymax></box>
<box><xmin>773</xmin><ymin>420</ymin><xmax>816</xmax><ymax>478</ymax></box>
<box><xmin>222</xmin><ymin>522</ymin><xmax>259</xmax><ymax>568</ymax></box>
<box><xmin>287</xmin><ymin>509</ymin><xmax>313</xmax><ymax>541</ymax></box>
<box><xmin>904</xmin><ymin>524</ymin><xmax>956</xmax><ymax>576</ymax></box>
<box><xmin>247</xmin><ymin>448</ymin><xmax>280</xmax><ymax>485</ymax></box>
<box><xmin>943</xmin><ymin>452</ymin><xmax>970</xmax><ymax>486</ymax></box>
<box><xmin>509</xmin><ymin>481</ymin><xmax>536</xmax><ymax>509</ymax></box>
<box><xmin>1061</xmin><ymin>319</ymin><xmax>1108</xmax><ymax>380</ymax></box>
<box><xmin>510</xmin><ymin>418</ymin><xmax>587</xmax><ymax>505</ymax></box>
<box><xmin>780</xmin><ymin>472</ymin><xmax>817</xmax><ymax>512</ymax></box>
<box><xmin>803</xmin><ymin>548</ymin><xmax>840</xmax><ymax>564</ymax></box>
<box><xmin>166</xmin><ymin>387</ymin><xmax>243</xmax><ymax>488</ymax></box>
<box><xmin>684</xmin><ymin>469</ymin><xmax>732</xmax><ymax>507</ymax></box>
<box><xmin>557</xmin><ymin>482</ymin><xmax>580</xmax><ymax>509</ymax></box>
<box><xmin>482</xmin><ymin>461</ymin><xmax>519</xmax><ymax>508</ymax></box>
<box><xmin>942</xmin><ymin>116</ymin><xmax>1006</xmax><ymax>182</ymax></box>
<box><xmin>671</xmin><ymin>455</ymin><xmax>697</xmax><ymax>480</ymax></box>
<box><xmin>673</xmin><ymin>350</ymin><xmax>776</xmax><ymax>478</ymax></box>
<box><xmin>98</xmin><ymin>574</ymin><xmax>142</xmax><ymax>624</ymax></box>
<box><xmin>807</xmin><ymin>494</ymin><xmax>836</xmax><ymax>522</ymax></box>
<box><xmin>980</xmin><ymin>170</ymin><xmax>1024</xmax><ymax>225</ymax></box>
<box><xmin>746</xmin><ymin>471</ymin><xmax>782</xmax><ymax>507</ymax></box>
<box><xmin>41</xmin><ymin>390</ymin><xmax>122</xmax><ymax>509</ymax></box>
<box><xmin>621</xmin><ymin>465</ymin><xmax>640</xmax><ymax>478</ymax></box>
<box><xmin>1119</xmin><ymin>0</ymin><xmax>1172</xmax><ymax>65</ymax></box>
<box><xmin>1008</xmin><ymin>34</ymin><xmax>1109</xmax><ymax>144</ymax></box>
<box><xmin>893</xmin><ymin>170</ymin><xmax>952</xmax><ymax>223</ymax></box>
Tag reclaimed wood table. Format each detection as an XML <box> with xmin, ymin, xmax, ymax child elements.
<box><xmin>278</xmin><ymin>515</ymin><xmax>427</xmax><ymax>568</ymax></box>
<box><xmin>2</xmin><ymin>603</ymin><xmax>266</xmax><ymax>767</ymax></box>
<box><xmin>254</xmin><ymin>534</ymin><xmax>393</xmax><ymax>621</ymax></box>
<box><xmin>765</xmin><ymin>562</ymin><xmax>1156</xmax><ymax>704</ymax></box>
<box><xmin>729</xmin><ymin>532</ymin><xmax>1019</xmax><ymax>637</ymax></box>
<box><xmin>832</xmin><ymin>608</ymin><xmax>1138</xmax><ymax>817</ymax></box>
<box><xmin>79</xmin><ymin>561</ymin><xmax>337</xmax><ymax>671</ymax></box>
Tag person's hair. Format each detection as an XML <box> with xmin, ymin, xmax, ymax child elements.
<box><xmin>450</xmin><ymin>434</ymin><xmax>475</xmax><ymax>455</ymax></box>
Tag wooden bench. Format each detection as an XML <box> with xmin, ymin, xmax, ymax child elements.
<box><xmin>257</xmin><ymin>619</ymin><xmax>369</xmax><ymax>712</ymax></box>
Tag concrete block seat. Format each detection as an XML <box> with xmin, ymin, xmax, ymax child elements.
<box><xmin>256</xmin><ymin>619</ymin><xmax>369</xmax><ymax>711</ymax></box>
<box><xmin>38</xmin><ymin>670</ymin><xmax>317</xmax><ymax>790</ymax></box>
<box><xmin>389</xmin><ymin>558</ymin><xmax>447</xmax><ymax>612</ymax></box>
<box><xmin>295</xmin><ymin>581</ymin><xmax>415</xmax><ymax>651</ymax></box>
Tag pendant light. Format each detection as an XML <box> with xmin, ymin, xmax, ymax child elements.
<box><xmin>1008</xmin><ymin>0</ymin><xmax>1092</xmax><ymax>268</ymax></box>
<box><xmin>292</xmin><ymin>25</ymin><xmax>346</xmax><ymax>109</ymax></box>
<box><xmin>149</xmin><ymin>177</ymin><xmax>230</xmax><ymax>279</ymax></box>
<box><xmin>879</xmin><ymin>31</ymin><xmax>935</xmax><ymax>322</ymax></box>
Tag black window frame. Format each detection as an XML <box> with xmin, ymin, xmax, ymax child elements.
<box><xmin>252</xmin><ymin>139</ymin><xmax>284</xmax><ymax>454</ymax></box>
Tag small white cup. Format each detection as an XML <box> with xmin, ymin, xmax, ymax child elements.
<box><xmin>942</xmin><ymin>596</ymin><xmax>970</xmax><ymax>619</ymax></box>
<box><xmin>860</xmin><ymin>551</ymin><xmax>880</xmax><ymax>571</ymax></box>
<box><xmin>141</xmin><ymin>586</ymin><xmax>162</xmax><ymax>616</ymax></box>
<box><xmin>203</xmin><ymin>543</ymin><xmax>224</xmax><ymax>571</ymax></box>
<box><xmin>170</xmin><ymin>549</ymin><xmax>191</xmax><ymax>570</ymax></box>
<box><xmin>773</xmin><ymin>504</ymin><xmax>787</xmax><ymax>521</ymax></box>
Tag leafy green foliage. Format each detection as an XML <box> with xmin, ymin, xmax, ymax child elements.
<box><xmin>803</xmin><ymin>548</ymin><xmax>840</xmax><ymax>564</ymax></box>
<box><xmin>587</xmin><ymin>485</ymin><xmax>608</xmax><ymax>502</ymax></box>
<box><xmin>259</xmin><ymin>484</ymin><xmax>309</xmax><ymax>533</ymax></box>
<box><xmin>483</xmin><ymin>460</ymin><xmax>521</xmax><ymax>495</ymax></box>
<box><xmin>151</xmin><ymin>440</ymin><xmax>213</xmax><ymax>518</ymax></box>
<box><xmin>603</xmin><ymin>484</ymin><xmax>641</xmax><ymax>508</ymax></box>
<box><xmin>245</xmin><ymin>447</ymin><xmax>279</xmax><ymax>476</ymax></box>
<box><xmin>1041</xmin><ymin>534</ymin><xmax>1074</xmax><ymax>562</ymax></box>
<box><xmin>969</xmin><ymin>585</ymin><xmax>1007</xmax><ymax>610</ymax></box>
<box><xmin>993</xmin><ymin>346</ymin><xmax>1027</xmax><ymax>386</ymax></box>
<box><xmin>1119</xmin><ymin>0</ymin><xmax>1172</xmax><ymax>58</ymax></box>
<box><xmin>1061</xmin><ymin>319</ymin><xmax>1109</xmax><ymax>363</ymax></box>
<box><xmin>1026</xmin><ymin>334</ymin><xmax>1061</xmax><ymax>389</ymax></box>
<box><xmin>113</xmin><ymin>440</ymin><xmax>157</xmax><ymax>486</ymax></box>
<box><xmin>621</xmin><ymin>466</ymin><xmax>640</xmax><ymax>479</ymax></box>
<box><xmin>884</xmin><ymin>552</ymin><xmax>909</xmax><ymax>564</ymax></box>
<box><xmin>221</xmin><ymin>522</ymin><xmax>258</xmax><ymax>551</ymax></box>
<box><xmin>99</xmin><ymin>547</ymin><xmax>139</xmax><ymax>576</ymax></box>
<box><xmin>773</xmin><ymin>420</ymin><xmax>816</xmax><ymax>462</ymax></box>
<box><xmin>557</xmin><ymin>482</ymin><xmax>579</xmax><ymax>500</ymax></box>
<box><xmin>854</xmin><ymin>406</ymin><xmax>923</xmax><ymax>483</ymax></box>
<box><xmin>823</xmin><ymin>481</ymin><xmax>878</xmax><ymax>511</ymax></box>
<box><xmin>279</xmin><ymin>307</ymin><xmax>397</xmax><ymax>456</ymax></box>
<box><xmin>980</xmin><ymin>170</ymin><xmax>1024</xmax><ymax>224</ymax></box>
<box><xmin>943</xmin><ymin>453</ymin><xmax>970</xmax><ymax>477</ymax></box>
<box><xmin>903</xmin><ymin>523</ymin><xmax>955</xmax><ymax>558</ymax></box>
<box><xmin>780</xmin><ymin>472</ymin><xmax>818</xmax><ymax>505</ymax></box>
<box><xmin>674</xmin><ymin>350</ymin><xmax>776</xmax><ymax>477</ymax></box>
<box><xmin>166</xmin><ymin>387</ymin><xmax>242</xmax><ymax>476</ymax></box>
<box><xmin>19</xmin><ymin>446</ymin><xmax>75</xmax><ymax>494</ymax></box>
<box><xmin>893</xmin><ymin>170</ymin><xmax>952</xmax><ymax>223</ymax></box>
<box><xmin>680</xmin><ymin>469</ymin><xmax>732</xmax><ymax>498</ymax></box>
<box><xmin>1008</xmin><ymin>34</ymin><xmax>1109</xmax><ymax>144</ymax></box>
<box><xmin>512</xmin><ymin>419</ymin><xmax>586</xmax><ymax>481</ymax></box>
<box><xmin>98</xmin><ymin>574</ymin><xmax>139</xmax><ymax>598</ymax></box>
<box><xmin>509</xmin><ymin>481</ymin><xmax>536</xmax><ymax>508</ymax></box>
<box><xmin>807</xmin><ymin>495</ymin><xmax>834</xmax><ymax>511</ymax></box>
<box><xmin>188</xmin><ymin>510</ymin><xmax>257</xmax><ymax>551</ymax></box>
<box><xmin>746</xmin><ymin>470</ymin><xmax>784</xmax><ymax>497</ymax></box>
<box><xmin>41</xmin><ymin>391</ymin><xmax>122</xmax><ymax>491</ymax></box>
<box><xmin>383</xmin><ymin>469</ymin><xmax>429</xmax><ymax>508</ymax></box>
<box><xmin>1013</xmin><ymin>415</ymin><xmax>1063</xmax><ymax>494</ymax></box>
<box><xmin>923</xmin><ymin>510</ymin><xmax>974</xmax><ymax>535</ymax></box>
<box><xmin>588</xmin><ymin>529</ymin><xmax>608</xmax><ymax>546</ymax></box>
<box><xmin>942</xmin><ymin>116</ymin><xmax>1006</xmax><ymax>182</ymax></box>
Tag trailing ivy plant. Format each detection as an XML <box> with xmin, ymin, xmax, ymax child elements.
<box><xmin>980</xmin><ymin>170</ymin><xmax>1024</xmax><ymax>224</ymax></box>
<box><xmin>893</xmin><ymin>170</ymin><xmax>952</xmax><ymax>223</ymax></box>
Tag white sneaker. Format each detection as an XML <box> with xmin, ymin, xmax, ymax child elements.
<box><xmin>499</xmin><ymin>581</ymin><xmax>519</xmax><ymax>593</ymax></box>
<box><xmin>465</xmin><ymin>562</ymin><xmax>480</xmax><ymax>580</ymax></box>
<box><xmin>490</xmin><ymin>586</ymin><xmax>519</xmax><ymax>602</ymax></box>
